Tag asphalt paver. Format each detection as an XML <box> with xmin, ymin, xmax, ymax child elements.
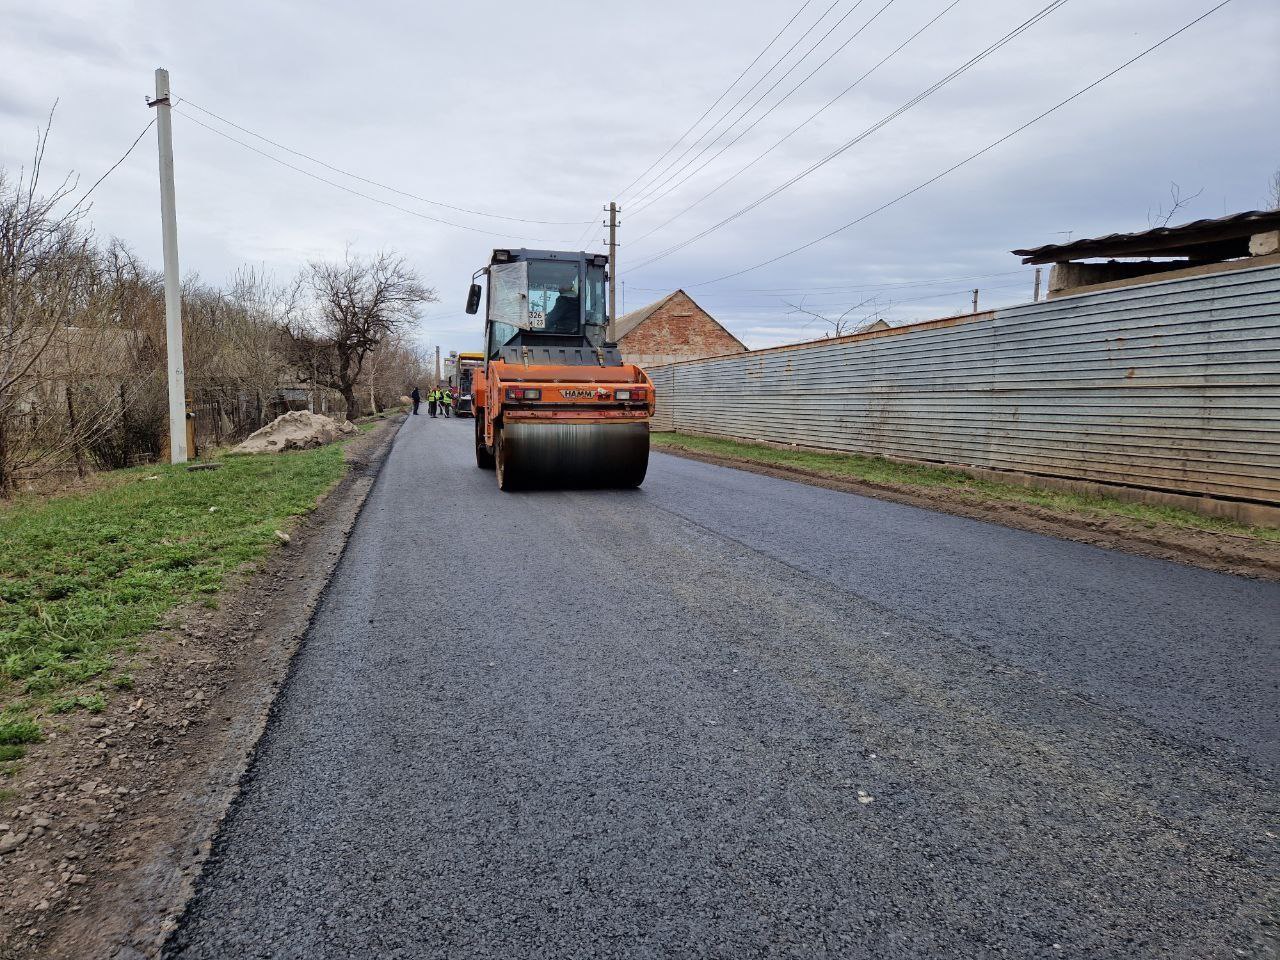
<box><xmin>169</xmin><ymin>417</ymin><xmax>1279</xmax><ymax>959</ymax></box>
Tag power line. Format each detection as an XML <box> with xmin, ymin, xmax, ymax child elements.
<box><xmin>64</xmin><ymin>117</ymin><xmax>156</xmax><ymax>219</ymax></box>
<box><xmin>668</xmin><ymin>278</ymin><xmax>1030</xmax><ymax>310</ymax></box>
<box><xmin>177</xmin><ymin>97</ymin><xmax>592</xmax><ymax>226</ymax></box>
<box><xmin>627</xmin><ymin>0</ymin><xmax>893</xmax><ymax>214</ymax></box>
<box><xmin>692</xmin><ymin>0</ymin><xmax>1234</xmax><ymax>287</ymax></box>
<box><xmin>612</xmin><ymin>0</ymin><xmax>816</xmax><ymax>203</ymax></box>
<box><xmin>622</xmin><ymin>0</ymin><xmax>845</xmax><ymax>207</ymax></box>
<box><xmin>627</xmin><ymin>0</ymin><xmax>1070</xmax><ymax>271</ymax></box>
<box><xmin>173</xmin><ymin>108</ymin><xmax>579</xmax><ymax>244</ymax></box>
<box><xmin>627</xmin><ymin>268</ymin><xmax>1026</xmax><ymax>295</ymax></box>
<box><xmin>625</xmin><ymin>0</ymin><xmax>960</xmax><ymax>245</ymax></box>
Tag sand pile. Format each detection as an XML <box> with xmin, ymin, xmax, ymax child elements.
<box><xmin>231</xmin><ymin>410</ymin><xmax>357</xmax><ymax>454</ymax></box>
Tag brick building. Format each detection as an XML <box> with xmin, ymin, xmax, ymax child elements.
<box><xmin>609</xmin><ymin>290</ymin><xmax>747</xmax><ymax>368</ymax></box>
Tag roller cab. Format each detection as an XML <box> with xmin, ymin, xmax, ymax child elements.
<box><xmin>465</xmin><ymin>248</ymin><xmax>655</xmax><ymax>490</ymax></box>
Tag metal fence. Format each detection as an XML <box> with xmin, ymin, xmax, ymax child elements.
<box><xmin>647</xmin><ymin>262</ymin><xmax>1280</xmax><ymax>506</ymax></box>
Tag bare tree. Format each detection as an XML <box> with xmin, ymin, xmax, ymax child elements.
<box><xmin>360</xmin><ymin>331</ymin><xmax>431</xmax><ymax>413</ymax></box>
<box><xmin>1268</xmin><ymin>167</ymin><xmax>1280</xmax><ymax>212</ymax></box>
<box><xmin>286</xmin><ymin>251</ymin><xmax>436</xmax><ymax>422</ymax></box>
<box><xmin>1148</xmin><ymin>181</ymin><xmax>1203</xmax><ymax>228</ymax></box>
<box><xmin>224</xmin><ymin>267</ymin><xmax>296</xmax><ymax>428</ymax></box>
<box><xmin>784</xmin><ymin>296</ymin><xmax>883</xmax><ymax>339</ymax></box>
<box><xmin>0</xmin><ymin>112</ymin><xmax>102</xmax><ymax>493</ymax></box>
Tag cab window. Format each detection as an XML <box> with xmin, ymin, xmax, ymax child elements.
<box><xmin>528</xmin><ymin>261</ymin><xmax>581</xmax><ymax>334</ymax></box>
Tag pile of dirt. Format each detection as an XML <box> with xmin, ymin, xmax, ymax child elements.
<box><xmin>231</xmin><ymin>411</ymin><xmax>357</xmax><ymax>454</ymax></box>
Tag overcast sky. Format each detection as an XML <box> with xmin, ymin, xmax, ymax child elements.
<box><xmin>2</xmin><ymin>0</ymin><xmax>1277</xmax><ymax>355</ymax></box>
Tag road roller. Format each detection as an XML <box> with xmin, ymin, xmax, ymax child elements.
<box><xmin>465</xmin><ymin>248</ymin><xmax>655</xmax><ymax>491</ymax></box>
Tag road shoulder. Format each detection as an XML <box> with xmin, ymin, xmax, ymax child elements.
<box><xmin>0</xmin><ymin>416</ymin><xmax>402</xmax><ymax>960</ymax></box>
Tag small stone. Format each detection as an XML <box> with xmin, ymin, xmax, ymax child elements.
<box><xmin>79</xmin><ymin>781</ymin><xmax>98</xmax><ymax>794</ymax></box>
<box><xmin>274</xmin><ymin>530</ymin><xmax>291</xmax><ymax>545</ymax></box>
<box><xmin>0</xmin><ymin>831</ymin><xmax>29</xmax><ymax>854</ymax></box>
<box><xmin>69</xmin><ymin>873</ymin><xmax>88</xmax><ymax>885</ymax></box>
<box><xmin>32</xmin><ymin>817</ymin><xmax>51</xmax><ymax>829</ymax></box>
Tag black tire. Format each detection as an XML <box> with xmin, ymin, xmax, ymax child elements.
<box><xmin>475</xmin><ymin>413</ymin><xmax>495</xmax><ymax>470</ymax></box>
<box><xmin>495</xmin><ymin>427</ymin><xmax>517</xmax><ymax>491</ymax></box>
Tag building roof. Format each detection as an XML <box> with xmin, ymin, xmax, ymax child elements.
<box><xmin>609</xmin><ymin>289</ymin><xmax>745</xmax><ymax>349</ymax></box>
<box><xmin>610</xmin><ymin>290</ymin><xmax>681</xmax><ymax>341</ymax></box>
<box><xmin>1011</xmin><ymin>209</ymin><xmax>1280</xmax><ymax>264</ymax></box>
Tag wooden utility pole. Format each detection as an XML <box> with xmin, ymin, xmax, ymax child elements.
<box><xmin>149</xmin><ymin>67</ymin><xmax>188</xmax><ymax>463</ymax></box>
<box><xmin>1033</xmin><ymin>267</ymin><xmax>1043</xmax><ymax>302</ymax></box>
<box><xmin>606</xmin><ymin>202</ymin><xmax>619</xmax><ymax>325</ymax></box>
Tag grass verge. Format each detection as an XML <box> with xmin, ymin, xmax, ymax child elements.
<box><xmin>0</xmin><ymin>446</ymin><xmax>349</xmax><ymax>762</ymax></box>
<box><xmin>652</xmin><ymin>431</ymin><xmax>1278</xmax><ymax>542</ymax></box>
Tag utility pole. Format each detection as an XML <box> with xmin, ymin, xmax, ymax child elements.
<box><xmin>1033</xmin><ymin>267</ymin><xmax>1042</xmax><ymax>302</ymax></box>
<box><xmin>971</xmin><ymin>288</ymin><xmax>979</xmax><ymax>314</ymax></box>
<box><xmin>434</xmin><ymin>345</ymin><xmax>441</xmax><ymax>386</ymax></box>
<box><xmin>606</xmin><ymin>202</ymin><xmax>619</xmax><ymax>325</ymax></box>
<box><xmin>149</xmin><ymin>68</ymin><xmax>187</xmax><ymax>463</ymax></box>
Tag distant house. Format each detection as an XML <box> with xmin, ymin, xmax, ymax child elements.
<box><xmin>609</xmin><ymin>290</ymin><xmax>747</xmax><ymax>369</ymax></box>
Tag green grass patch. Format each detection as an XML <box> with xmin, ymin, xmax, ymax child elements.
<box><xmin>652</xmin><ymin>431</ymin><xmax>1278</xmax><ymax>542</ymax></box>
<box><xmin>0</xmin><ymin>717</ymin><xmax>42</xmax><ymax>747</ymax></box>
<box><xmin>49</xmin><ymin>693</ymin><xmax>106</xmax><ymax>714</ymax></box>
<box><xmin>0</xmin><ymin>446</ymin><xmax>348</xmax><ymax>741</ymax></box>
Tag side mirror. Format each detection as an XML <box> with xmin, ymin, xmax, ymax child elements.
<box><xmin>465</xmin><ymin>283</ymin><xmax>482</xmax><ymax>315</ymax></box>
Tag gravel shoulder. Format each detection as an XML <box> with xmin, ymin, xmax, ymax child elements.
<box><xmin>0</xmin><ymin>417</ymin><xmax>401</xmax><ymax>960</ymax></box>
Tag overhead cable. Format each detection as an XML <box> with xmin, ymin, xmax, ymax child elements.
<box><xmin>627</xmin><ymin>0</ymin><xmax>893</xmax><ymax>213</ymax></box>
<box><xmin>174</xmin><ymin>108</ymin><xmax>578</xmax><ymax>244</ymax></box>
<box><xmin>622</xmin><ymin>0</ymin><xmax>846</xmax><ymax>207</ymax></box>
<box><xmin>65</xmin><ymin>118</ymin><xmax>156</xmax><ymax>219</ymax></box>
<box><xmin>689</xmin><ymin>0</ymin><xmax>1233</xmax><ymax>286</ymax></box>
<box><xmin>626</xmin><ymin>0</ymin><xmax>1071</xmax><ymax>270</ymax></box>
<box><xmin>612</xmin><ymin>0</ymin><xmax>816</xmax><ymax>203</ymax></box>
<box><xmin>625</xmin><ymin>0</ymin><xmax>960</xmax><ymax>244</ymax></box>
<box><xmin>178</xmin><ymin>97</ymin><xmax>591</xmax><ymax>226</ymax></box>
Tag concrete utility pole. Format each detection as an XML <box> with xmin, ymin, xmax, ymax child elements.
<box><xmin>434</xmin><ymin>345</ymin><xmax>441</xmax><ymax>386</ymax></box>
<box><xmin>1033</xmin><ymin>267</ymin><xmax>1043</xmax><ymax>302</ymax></box>
<box><xmin>971</xmin><ymin>288</ymin><xmax>979</xmax><ymax>314</ymax></box>
<box><xmin>149</xmin><ymin>68</ymin><xmax>187</xmax><ymax>463</ymax></box>
<box><xmin>606</xmin><ymin>202</ymin><xmax>619</xmax><ymax>325</ymax></box>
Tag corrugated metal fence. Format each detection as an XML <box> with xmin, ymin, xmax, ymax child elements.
<box><xmin>648</xmin><ymin>263</ymin><xmax>1280</xmax><ymax>507</ymax></box>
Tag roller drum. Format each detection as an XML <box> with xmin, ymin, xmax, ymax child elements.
<box><xmin>497</xmin><ymin>421</ymin><xmax>649</xmax><ymax>490</ymax></box>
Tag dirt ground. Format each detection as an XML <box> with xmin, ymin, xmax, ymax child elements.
<box><xmin>657</xmin><ymin>442</ymin><xmax>1280</xmax><ymax>581</ymax></box>
<box><xmin>0</xmin><ymin>417</ymin><xmax>401</xmax><ymax>960</ymax></box>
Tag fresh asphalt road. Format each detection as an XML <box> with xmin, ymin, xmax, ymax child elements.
<box><xmin>169</xmin><ymin>416</ymin><xmax>1279</xmax><ymax>959</ymax></box>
